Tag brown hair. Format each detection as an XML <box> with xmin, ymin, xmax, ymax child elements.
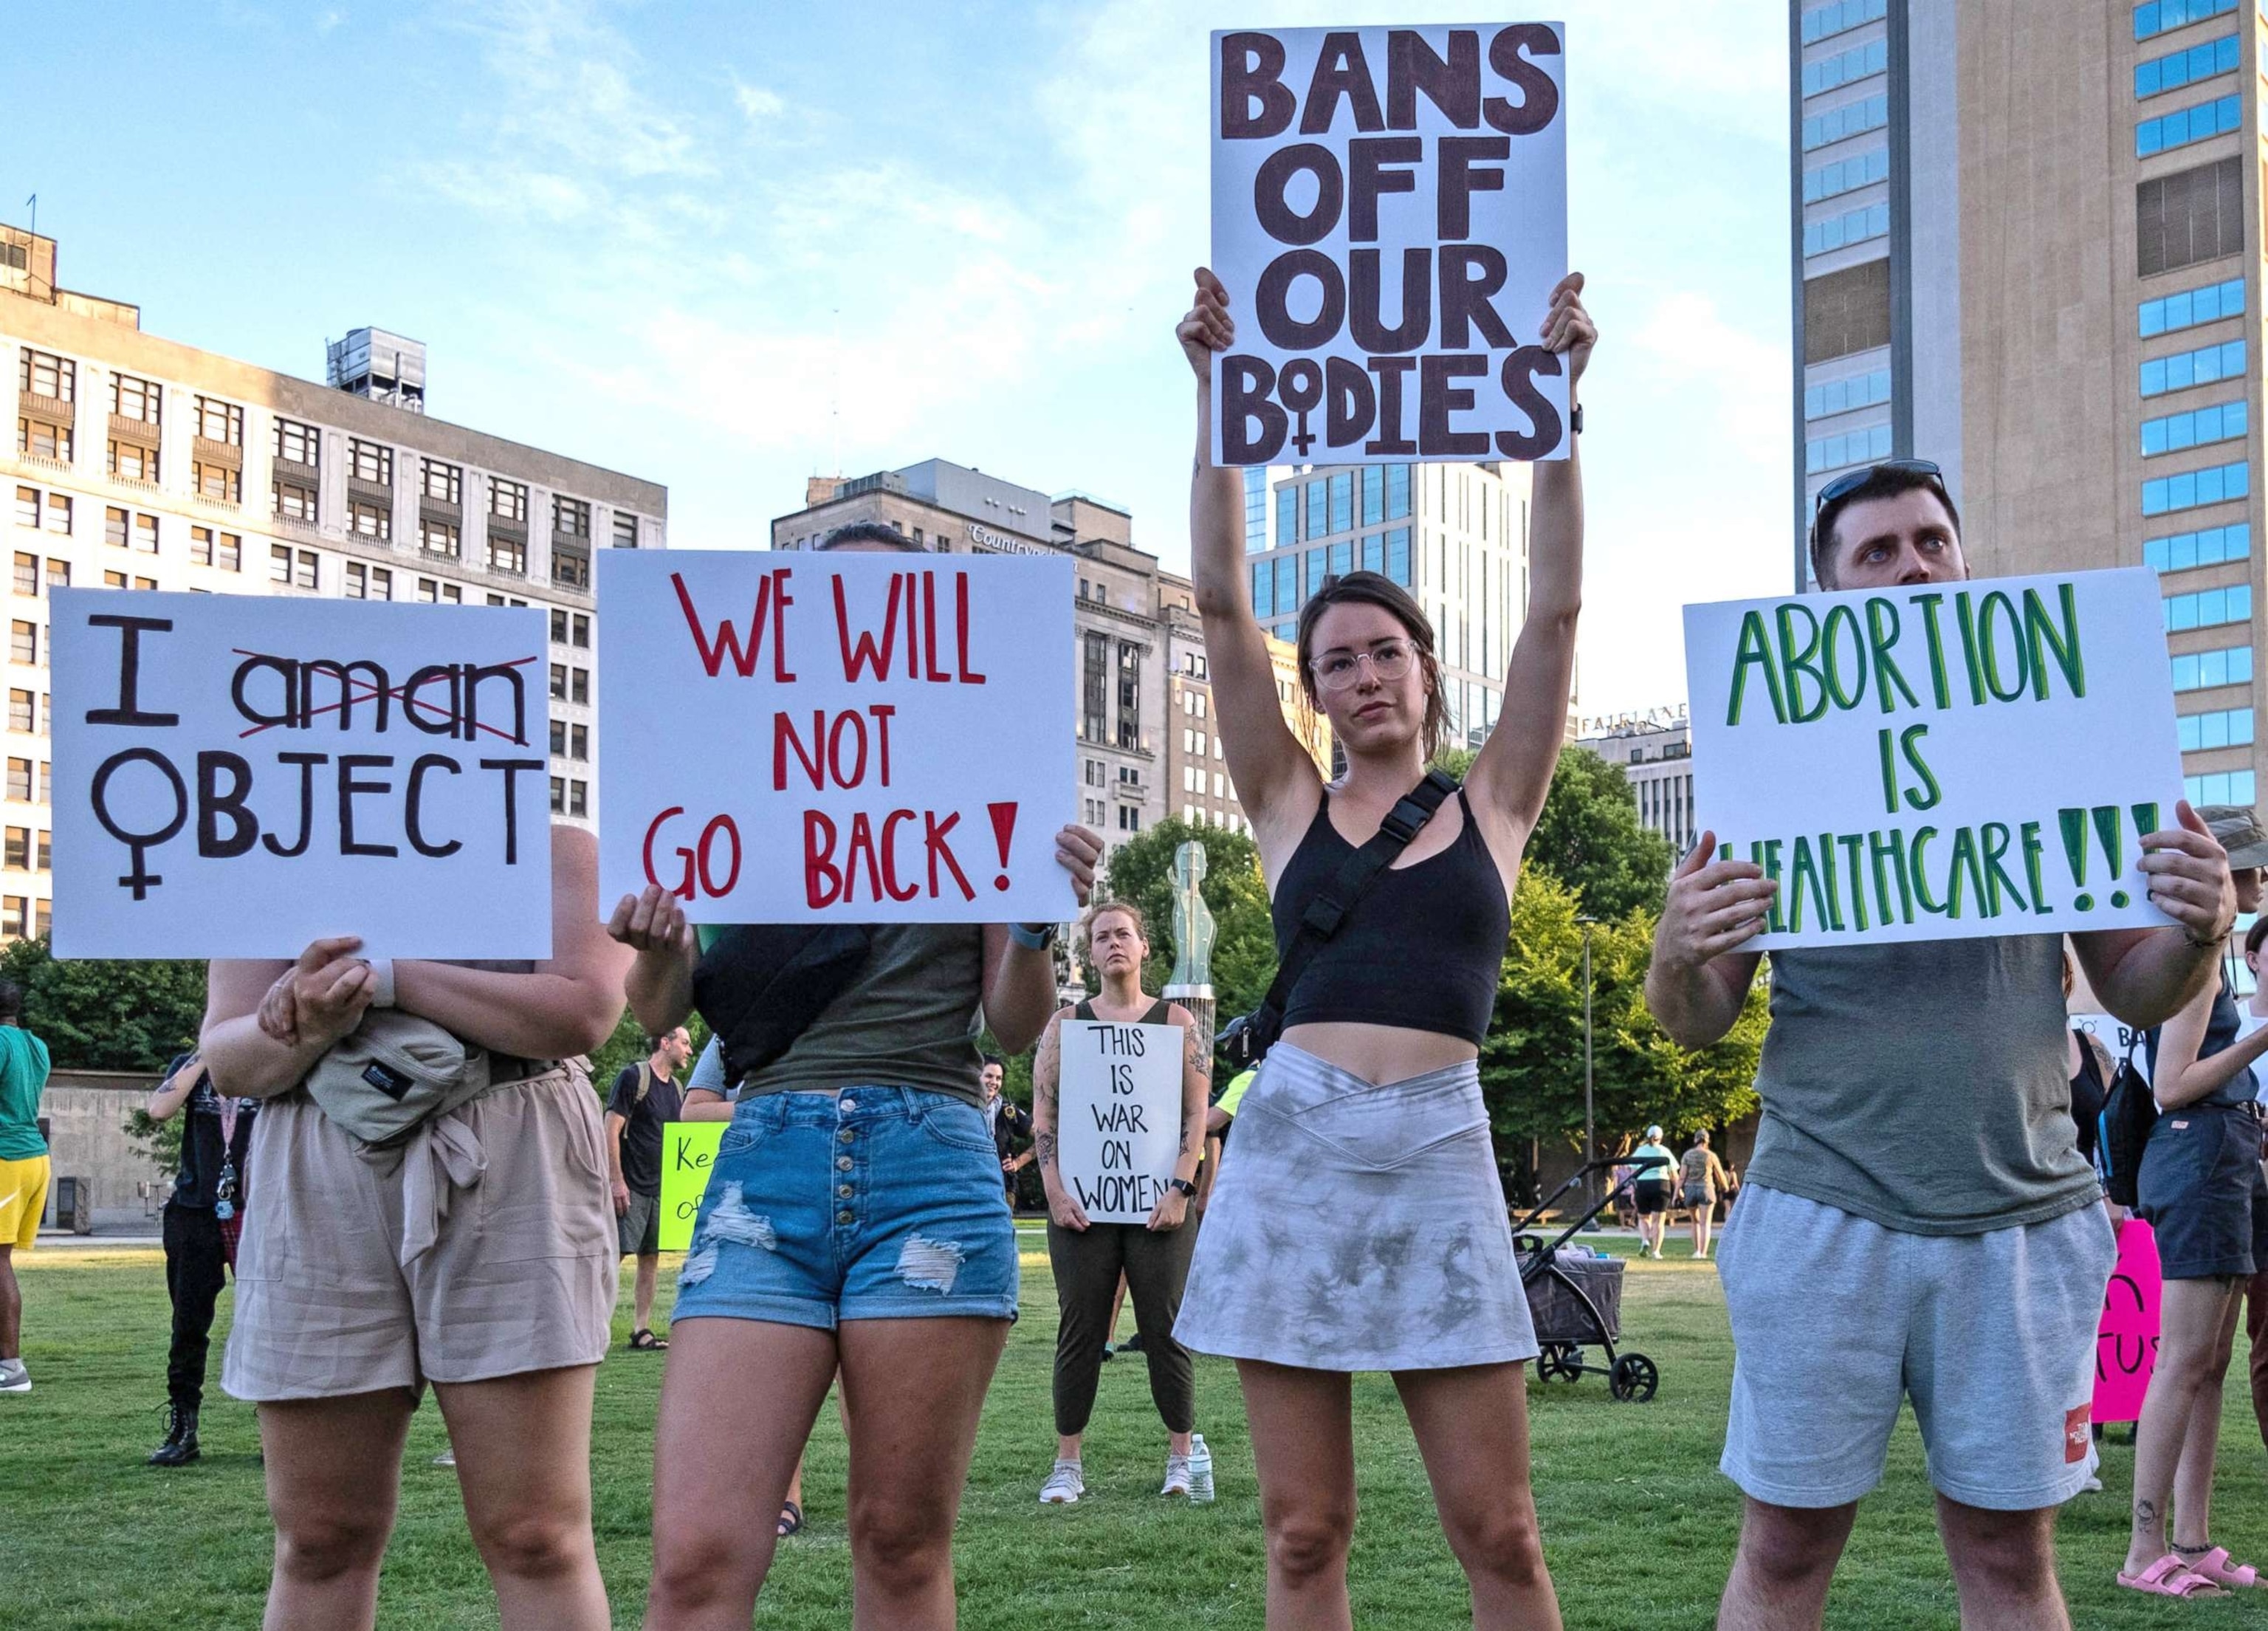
<box><xmin>2247</xmin><ymin>916</ymin><xmax>2268</xmax><ymax>958</ymax></box>
<box><xmin>1293</xmin><ymin>571</ymin><xmax>1446</xmax><ymax>759</ymax></box>
<box><xmin>1082</xmin><ymin>899</ymin><xmax>1147</xmax><ymax>940</ymax></box>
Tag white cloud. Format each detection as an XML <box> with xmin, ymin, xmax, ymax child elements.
<box><xmin>732</xmin><ymin>80</ymin><xmax>784</xmax><ymax>122</ymax></box>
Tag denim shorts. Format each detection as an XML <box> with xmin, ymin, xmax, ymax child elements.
<box><xmin>2137</xmin><ymin>1103</ymin><xmax>2268</xmax><ymax>1280</ymax></box>
<box><xmin>672</xmin><ymin>1087</ymin><xmax>1020</xmax><ymax>1329</ymax></box>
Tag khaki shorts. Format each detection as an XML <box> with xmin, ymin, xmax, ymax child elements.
<box><xmin>223</xmin><ymin>1068</ymin><xmax>616</xmax><ymax>1401</ymax></box>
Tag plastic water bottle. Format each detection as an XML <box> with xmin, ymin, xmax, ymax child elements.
<box><xmin>1188</xmin><ymin>1433</ymin><xmax>1215</xmax><ymax>1503</ymax></box>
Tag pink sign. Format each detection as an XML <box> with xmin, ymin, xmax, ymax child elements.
<box><xmin>2094</xmin><ymin>1218</ymin><xmax>2162</xmax><ymax>1425</ymax></box>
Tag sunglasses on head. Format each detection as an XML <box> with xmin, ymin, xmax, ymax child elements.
<box><xmin>1812</xmin><ymin>459</ymin><xmax>1945</xmax><ymax>516</ymax></box>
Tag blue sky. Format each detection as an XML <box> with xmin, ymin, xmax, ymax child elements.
<box><xmin>9</xmin><ymin>0</ymin><xmax>1793</xmax><ymax>717</ymax></box>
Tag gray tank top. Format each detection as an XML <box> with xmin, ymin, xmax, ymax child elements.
<box><xmin>1745</xmin><ymin>935</ymin><xmax>2100</xmax><ymax>1236</ymax></box>
<box><xmin>740</xmin><ymin>924</ymin><xmax>987</xmax><ymax>1106</ymax></box>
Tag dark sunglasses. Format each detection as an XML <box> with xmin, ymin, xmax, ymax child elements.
<box><xmin>1812</xmin><ymin>459</ymin><xmax>1945</xmax><ymax>515</ymax></box>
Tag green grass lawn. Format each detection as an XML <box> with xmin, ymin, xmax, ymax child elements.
<box><xmin>3</xmin><ymin>1230</ymin><xmax>2266</xmax><ymax>1628</ymax></box>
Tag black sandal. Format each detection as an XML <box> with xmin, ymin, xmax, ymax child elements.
<box><xmin>628</xmin><ymin>1328</ymin><xmax>670</xmax><ymax>1351</ymax></box>
<box><xmin>777</xmin><ymin>1500</ymin><xmax>804</xmax><ymax>1537</ymax></box>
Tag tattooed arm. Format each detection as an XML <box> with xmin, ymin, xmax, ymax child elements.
<box><xmin>1145</xmin><ymin>1003</ymin><xmax>1214</xmax><ymax>1233</ymax></box>
<box><xmin>1031</xmin><ymin>1009</ymin><xmax>1087</xmax><ymax>1232</ymax></box>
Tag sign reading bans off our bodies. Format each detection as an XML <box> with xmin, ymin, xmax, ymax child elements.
<box><xmin>1057</xmin><ymin>1020</ymin><xmax>1183</xmax><ymax>1224</ymax></box>
<box><xmin>1210</xmin><ymin>23</ymin><xmax>1570</xmax><ymax>466</ymax></box>
<box><xmin>52</xmin><ymin>592</ymin><xmax>551</xmax><ymax>959</ymax></box>
<box><xmin>599</xmin><ymin>551</ymin><xmax>1077</xmax><ymax>924</ymax></box>
<box><xmin>1684</xmin><ymin>568</ymin><xmax>2185</xmax><ymax>950</ymax></box>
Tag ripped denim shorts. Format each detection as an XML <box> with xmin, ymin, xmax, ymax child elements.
<box><xmin>673</xmin><ymin>1087</ymin><xmax>1020</xmax><ymax>1329</ymax></box>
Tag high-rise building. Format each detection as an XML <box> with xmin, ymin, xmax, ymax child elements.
<box><xmin>0</xmin><ymin>226</ymin><xmax>667</xmax><ymax>935</ymax></box>
<box><xmin>1573</xmin><ymin>707</ymin><xmax>1697</xmax><ymax>855</ymax></box>
<box><xmin>773</xmin><ymin>459</ymin><xmax>1326</xmax><ymax>864</ymax></box>
<box><xmin>1240</xmin><ymin>460</ymin><xmax>1540</xmax><ymax>753</ymax></box>
<box><xmin>1789</xmin><ymin>0</ymin><xmax>2258</xmax><ymax>808</ymax></box>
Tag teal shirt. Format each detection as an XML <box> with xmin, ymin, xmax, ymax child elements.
<box><xmin>1632</xmin><ymin>1141</ymin><xmax>1675</xmax><ymax>1183</ymax></box>
<box><xmin>0</xmin><ymin>1025</ymin><xmax>52</xmax><ymax>1159</ymax></box>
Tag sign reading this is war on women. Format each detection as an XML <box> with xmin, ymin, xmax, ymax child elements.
<box><xmin>659</xmin><ymin>1121</ymin><xmax>726</xmax><ymax>1253</ymax></box>
<box><xmin>1684</xmin><ymin>568</ymin><xmax>2185</xmax><ymax>950</ymax></box>
<box><xmin>1210</xmin><ymin>23</ymin><xmax>1570</xmax><ymax>467</ymax></box>
<box><xmin>52</xmin><ymin>591</ymin><xmax>551</xmax><ymax>959</ymax></box>
<box><xmin>599</xmin><ymin>551</ymin><xmax>1076</xmax><ymax>924</ymax></box>
<box><xmin>1057</xmin><ymin>1020</ymin><xmax>1183</xmax><ymax>1224</ymax></box>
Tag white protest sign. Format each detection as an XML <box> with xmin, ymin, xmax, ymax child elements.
<box><xmin>1210</xmin><ymin>22</ymin><xmax>1570</xmax><ymax>467</ymax></box>
<box><xmin>2072</xmin><ymin>1012</ymin><xmax>2150</xmax><ymax>1082</ymax></box>
<box><xmin>52</xmin><ymin>591</ymin><xmax>551</xmax><ymax>958</ymax></box>
<box><xmin>1684</xmin><ymin>568</ymin><xmax>2185</xmax><ymax>950</ymax></box>
<box><xmin>1057</xmin><ymin>1020</ymin><xmax>1183</xmax><ymax>1223</ymax></box>
<box><xmin>598</xmin><ymin>550</ymin><xmax>1076</xmax><ymax>924</ymax></box>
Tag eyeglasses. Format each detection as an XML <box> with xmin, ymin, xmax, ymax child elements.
<box><xmin>1812</xmin><ymin>459</ymin><xmax>1945</xmax><ymax>515</ymax></box>
<box><xmin>1312</xmin><ymin>639</ymin><xmax>1415</xmax><ymax>692</ymax></box>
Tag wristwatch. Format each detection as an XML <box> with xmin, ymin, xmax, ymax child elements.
<box><xmin>1010</xmin><ymin>922</ymin><xmax>1059</xmax><ymax>951</ymax></box>
<box><xmin>1169</xmin><ymin>1177</ymin><xmax>1197</xmax><ymax>1198</ymax></box>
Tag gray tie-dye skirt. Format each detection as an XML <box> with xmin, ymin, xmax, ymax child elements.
<box><xmin>1176</xmin><ymin>1042</ymin><xmax>1539</xmax><ymax>1372</ymax></box>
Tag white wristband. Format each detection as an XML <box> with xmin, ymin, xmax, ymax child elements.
<box><xmin>367</xmin><ymin>958</ymin><xmax>397</xmax><ymax>1009</ymax></box>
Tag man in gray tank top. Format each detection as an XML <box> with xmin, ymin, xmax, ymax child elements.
<box><xmin>1647</xmin><ymin>462</ymin><xmax>2239</xmax><ymax>1631</ymax></box>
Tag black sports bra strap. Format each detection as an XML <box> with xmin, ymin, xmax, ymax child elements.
<box><xmin>1075</xmin><ymin>998</ymin><xmax>1175</xmax><ymax>1024</ymax></box>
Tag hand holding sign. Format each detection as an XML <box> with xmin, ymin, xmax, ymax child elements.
<box><xmin>1653</xmin><ymin>831</ymin><xmax>1778</xmax><ymax>973</ymax></box>
<box><xmin>2137</xmin><ymin>802</ymin><xmax>2237</xmax><ymax>947</ymax></box>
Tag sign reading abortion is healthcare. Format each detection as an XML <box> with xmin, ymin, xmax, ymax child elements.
<box><xmin>1210</xmin><ymin>23</ymin><xmax>1570</xmax><ymax>467</ymax></box>
<box><xmin>1684</xmin><ymin>569</ymin><xmax>2185</xmax><ymax>950</ymax></box>
<box><xmin>52</xmin><ymin>591</ymin><xmax>551</xmax><ymax>959</ymax></box>
<box><xmin>599</xmin><ymin>550</ymin><xmax>1076</xmax><ymax>924</ymax></box>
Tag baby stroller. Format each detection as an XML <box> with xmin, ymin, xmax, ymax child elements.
<box><xmin>1511</xmin><ymin>1155</ymin><xmax>1664</xmax><ymax>1402</ymax></box>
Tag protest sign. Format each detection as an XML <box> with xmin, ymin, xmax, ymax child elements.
<box><xmin>2071</xmin><ymin>1012</ymin><xmax>2151</xmax><ymax>1083</ymax></box>
<box><xmin>2094</xmin><ymin>1217</ymin><xmax>2162</xmax><ymax>1425</ymax></box>
<box><xmin>1209</xmin><ymin>23</ymin><xmax>1570</xmax><ymax>466</ymax></box>
<box><xmin>659</xmin><ymin>1121</ymin><xmax>727</xmax><ymax>1252</ymax></box>
<box><xmin>599</xmin><ymin>550</ymin><xmax>1076</xmax><ymax>924</ymax></box>
<box><xmin>51</xmin><ymin>591</ymin><xmax>549</xmax><ymax>959</ymax></box>
<box><xmin>1683</xmin><ymin>568</ymin><xmax>2185</xmax><ymax>950</ymax></box>
<box><xmin>1056</xmin><ymin>1019</ymin><xmax>1183</xmax><ymax>1223</ymax></box>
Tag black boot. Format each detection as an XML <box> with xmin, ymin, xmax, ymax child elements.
<box><xmin>148</xmin><ymin>1402</ymin><xmax>199</xmax><ymax>1466</ymax></box>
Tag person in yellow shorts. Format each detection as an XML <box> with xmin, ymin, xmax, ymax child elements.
<box><xmin>0</xmin><ymin>977</ymin><xmax>55</xmax><ymax>1394</ymax></box>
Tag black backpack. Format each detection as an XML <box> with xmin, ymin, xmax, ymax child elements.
<box><xmin>692</xmin><ymin>925</ymin><xmax>873</xmax><ymax>1085</ymax></box>
<box><xmin>2096</xmin><ymin>1035</ymin><xmax>2157</xmax><ymax>1209</ymax></box>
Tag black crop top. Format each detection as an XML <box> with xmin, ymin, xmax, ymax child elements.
<box><xmin>1270</xmin><ymin>788</ymin><xmax>1510</xmax><ymax>1045</ymax></box>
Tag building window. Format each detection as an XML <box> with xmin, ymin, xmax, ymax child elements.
<box><xmin>1802</xmin><ymin>147</ymin><xmax>1890</xmax><ymax>205</ymax></box>
<box><xmin>3</xmin><ymin>760</ymin><xmax>25</xmax><ymax>802</ymax></box>
<box><xmin>2136</xmin><ymin>32</ymin><xmax>2239</xmax><ymax>99</ymax></box>
<box><xmin>550</xmin><ymin>662</ymin><xmax>568</xmax><ymax>701</ymax></box>
<box><xmin>1804</xmin><ymin>201</ymin><xmax>1891</xmax><ymax>258</ymax></box>
<box><xmin>269</xmin><ymin>544</ymin><xmax>318</xmax><ymax>589</ymax></box>
<box><xmin>421</xmin><ymin>459</ymin><xmax>462</xmax><ymax>506</ymax></box>
<box><xmin>10</xmin><ymin>487</ymin><xmax>35</xmax><ymax>531</ymax></box>
<box><xmin>8</xmin><ymin>624</ymin><xmax>33</xmax><ymax>666</ymax></box>
<box><xmin>2142</xmin><ymin>397</ymin><xmax>2247</xmax><ymax>456</ymax></box>
<box><xmin>419</xmin><ymin>516</ymin><xmax>461</xmax><ymax>558</ymax></box>
<box><xmin>8</xmin><ymin>556</ymin><xmax>30</xmax><ymax>598</ymax></box>
<box><xmin>549</xmin><ymin>718</ymin><xmax>567</xmax><ymax>757</ymax></box>
<box><xmin>368</xmin><ymin>566</ymin><xmax>392</xmax><ymax>600</ymax></box>
<box><xmin>2177</xmin><ymin>706</ymin><xmax>2255</xmax><ymax>751</ymax></box>
<box><xmin>569</xmin><ymin>780</ymin><xmax>588</xmax><ymax>819</ymax></box>
<box><xmin>1800</xmin><ymin>92</ymin><xmax>1888</xmax><ymax>153</ymax></box>
<box><xmin>1801</xmin><ymin>38</ymin><xmax>1888</xmax><ymax>98</ymax></box>
<box><xmin>44</xmin><ymin>560</ymin><xmax>66</xmax><ymax>591</ymax></box>
<box><xmin>571</xmin><ymin>667</ymin><xmax>589</xmax><ymax>704</ymax></box>
<box><xmin>552</xmin><ymin>549</ymin><xmax>590</xmax><ymax>590</ymax></box>
<box><xmin>1305</xmin><ymin>478</ymin><xmax>1327</xmax><ymax>540</ymax></box>
<box><xmin>103</xmin><ymin>570</ymin><xmax>126</xmax><ymax>588</ymax></box>
<box><xmin>2171</xmin><ymin>642</ymin><xmax>2252</xmax><ymax>690</ymax></box>
<box><xmin>1329</xmin><ymin>473</ymin><xmax>1352</xmax><ymax>534</ymax></box>
<box><xmin>2140</xmin><ymin>275</ymin><xmax>2244</xmax><ymax>337</ymax></box>
<box><xmin>193</xmin><ymin>396</ymin><xmax>243</xmax><ymax>445</ymax></box>
<box><xmin>1387</xmin><ymin>526</ymin><xmax>1412</xmax><ymax>586</ymax></box>
<box><xmin>2137</xmin><ymin>92</ymin><xmax>2241</xmax><ymax>159</ymax></box>
<box><xmin>2164</xmin><ymin>583</ymin><xmax>2252</xmax><ymax>631</ymax></box>
<box><xmin>1800</xmin><ymin>0</ymin><xmax>1886</xmax><ymax>46</ymax></box>
<box><xmin>215</xmin><ymin>532</ymin><xmax>241</xmax><ymax>571</ymax></box>
<box><xmin>109</xmin><ymin>372</ymin><xmax>161</xmax><ymax>425</ymax></box>
<box><xmin>2137</xmin><ymin>156</ymin><xmax>2243</xmax><ymax>278</ymax></box>
<box><xmin>1807</xmin><ymin>423</ymin><xmax>1894</xmax><ymax>475</ymax></box>
<box><xmin>1117</xmin><ymin>806</ymin><xmax>1141</xmax><ymax>832</ymax></box>
<box><xmin>571</xmin><ymin>614</ymin><xmax>590</xmax><ymax>648</ymax></box>
<box><xmin>2136</xmin><ymin>0</ymin><xmax>2240</xmax><ymax>46</ymax></box>
<box><xmin>612</xmin><ymin>512</ymin><xmax>639</xmax><ymax>549</ymax></box>
<box><xmin>18</xmin><ymin>348</ymin><xmax>72</xmax><ymax>402</ymax></box>
<box><xmin>189</xmin><ymin>526</ymin><xmax>212</xmax><ymax>566</ymax></box>
<box><xmin>491</xmin><ymin>478</ymin><xmax>529</xmax><ymax>523</ymax></box>
<box><xmin>571</xmin><ymin>723</ymin><xmax>588</xmax><ymax>760</ymax></box>
<box><xmin>2140</xmin><ymin>338</ymin><xmax>2244</xmax><ymax>397</ymax></box>
<box><xmin>1807</xmin><ymin>367</ymin><xmax>1893</xmax><ymax>419</ymax></box>
<box><xmin>103</xmin><ymin>507</ymin><xmax>126</xmax><ymax>548</ymax></box>
<box><xmin>109</xmin><ymin>439</ymin><xmax>157</xmax><ymax>483</ymax></box>
<box><xmin>2188</xmin><ymin>769</ymin><xmax>2258</xmax><ymax>805</ymax></box>
<box><xmin>349</xmin><ymin>439</ymin><xmax>393</xmax><ymax>485</ymax></box>
<box><xmin>1275</xmin><ymin>486</ymin><xmax>1297</xmax><ymax>546</ymax></box>
<box><xmin>345</xmin><ymin>562</ymin><xmax>369</xmax><ymax>600</ymax></box>
<box><xmin>2142</xmin><ymin>459</ymin><xmax>2249</xmax><ymax>515</ymax></box>
<box><xmin>132</xmin><ymin>513</ymin><xmax>157</xmax><ymax>553</ymax></box>
<box><xmin>1243</xmin><ymin>468</ymin><xmax>1267</xmax><ymax>552</ymax></box>
<box><xmin>488</xmin><ymin>533</ymin><xmax>526</xmax><ymax>575</ymax></box>
<box><xmin>272</xmin><ymin>482</ymin><xmax>318</xmax><ymax>524</ymax></box>
<box><xmin>191</xmin><ymin>459</ymin><xmax>240</xmax><ymax>503</ymax></box>
<box><xmin>349</xmin><ymin>498</ymin><xmax>392</xmax><ymax>540</ymax></box>
<box><xmin>554</xmin><ymin>496</ymin><xmax>591</xmax><ymax>538</ymax></box>
<box><xmin>273</xmin><ymin>418</ymin><xmax>320</xmax><ymax>467</ymax></box>
<box><xmin>550</xmin><ymin>775</ymin><xmax>566</xmax><ymax>814</ymax></box>
<box><xmin>7</xmin><ymin>694</ymin><xmax>32</xmax><ymax>737</ymax></box>
<box><xmin>16</xmin><ymin>416</ymin><xmax>69</xmax><ymax>462</ymax></box>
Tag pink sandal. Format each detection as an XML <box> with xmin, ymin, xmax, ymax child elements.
<box><xmin>2179</xmin><ymin>1547</ymin><xmax>2258</xmax><ymax>1588</ymax></box>
<box><xmin>2118</xmin><ymin>1555</ymin><xmax>2224</xmax><ymax>1598</ymax></box>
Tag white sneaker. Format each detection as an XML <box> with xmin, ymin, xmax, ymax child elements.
<box><xmin>1039</xmin><ymin>1459</ymin><xmax>1085</xmax><ymax>1504</ymax></box>
<box><xmin>1161</xmin><ymin>1453</ymin><xmax>1195</xmax><ymax>1497</ymax></box>
<box><xmin>0</xmin><ymin>1358</ymin><xmax>27</xmax><ymax>1393</ymax></box>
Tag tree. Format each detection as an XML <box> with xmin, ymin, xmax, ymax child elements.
<box><xmin>1090</xmin><ymin>817</ymin><xmax>1278</xmax><ymax>1026</ymax></box>
<box><xmin>0</xmin><ymin>937</ymin><xmax>207</xmax><ymax>1073</ymax></box>
<box><xmin>1434</xmin><ymin>744</ymin><xmax>1676</xmax><ymax>918</ymax></box>
<box><xmin>1478</xmin><ymin>869</ymin><xmax>1764</xmax><ymax>1203</ymax></box>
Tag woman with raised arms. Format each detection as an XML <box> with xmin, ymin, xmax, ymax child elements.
<box><xmin>1175</xmin><ymin>265</ymin><xmax>1593</xmax><ymax>1630</ymax></box>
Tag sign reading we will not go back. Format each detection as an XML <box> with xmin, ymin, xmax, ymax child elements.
<box><xmin>1684</xmin><ymin>568</ymin><xmax>2185</xmax><ymax>951</ymax></box>
<box><xmin>598</xmin><ymin>550</ymin><xmax>1076</xmax><ymax>924</ymax></box>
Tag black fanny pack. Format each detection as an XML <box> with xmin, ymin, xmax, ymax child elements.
<box><xmin>692</xmin><ymin>924</ymin><xmax>873</xmax><ymax>1085</ymax></box>
<box><xmin>1218</xmin><ymin>770</ymin><xmax>1456</xmax><ymax>1073</ymax></box>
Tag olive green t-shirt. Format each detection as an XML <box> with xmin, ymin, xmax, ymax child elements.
<box><xmin>1745</xmin><ymin>935</ymin><xmax>2100</xmax><ymax>1235</ymax></box>
<box><xmin>734</xmin><ymin>924</ymin><xmax>989</xmax><ymax>1107</ymax></box>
